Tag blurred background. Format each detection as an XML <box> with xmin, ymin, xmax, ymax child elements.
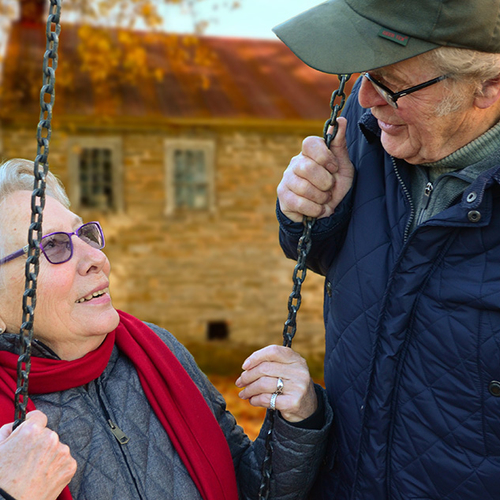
<box><xmin>0</xmin><ymin>0</ymin><xmax>355</xmax><ymax>439</ymax></box>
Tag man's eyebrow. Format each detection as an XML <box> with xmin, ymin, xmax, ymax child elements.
<box><xmin>372</xmin><ymin>70</ymin><xmax>403</xmax><ymax>85</ymax></box>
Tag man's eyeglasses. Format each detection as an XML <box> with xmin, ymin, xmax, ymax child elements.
<box><xmin>363</xmin><ymin>72</ymin><xmax>449</xmax><ymax>109</ymax></box>
<box><xmin>0</xmin><ymin>221</ymin><xmax>105</xmax><ymax>266</ymax></box>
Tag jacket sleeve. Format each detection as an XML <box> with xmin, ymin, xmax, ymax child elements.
<box><xmin>277</xmin><ymin>187</ymin><xmax>354</xmax><ymax>277</ymax></box>
<box><xmin>147</xmin><ymin>323</ymin><xmax>333</xmax><ymax>500</ymax></box>
<box><xmin>277</xmin><ymin>77</ymin><xmax>367</xmax><ymax>278</ymax></box>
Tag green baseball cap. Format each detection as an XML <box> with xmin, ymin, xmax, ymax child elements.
<box><xmin>273</xmin><ymin>0</ymin><xmax>500</xmax><ymax>74</ymax></box>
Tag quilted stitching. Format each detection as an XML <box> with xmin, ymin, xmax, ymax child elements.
<box><xmin>279</xmin><ymin>78</ymin><xmax>500</xmax><ymax>499</ymax></box>
<box><xmin>28</xmin><ymin>324</ymin><xmax>333</xmax><ymax>500</ymax></box>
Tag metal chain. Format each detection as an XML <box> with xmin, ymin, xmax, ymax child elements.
<box><xmin>13</xmin><ymin>0</ymin><xmax>62</xmax><ymax>429</ymax></box>
<box><xmin>258</xmin><ymin>74</ymin><xmax>351</xmax><ymax>500</ymax></box>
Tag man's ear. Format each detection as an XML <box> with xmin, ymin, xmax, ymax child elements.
<box><xmin>474</xmin><ymin>77</ymin><xmax>500</xmax><ymax>109</ymax></box>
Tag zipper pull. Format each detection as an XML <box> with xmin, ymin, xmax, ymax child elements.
<box><xmin>416</xmin><ymin>181</ymin><xmax>434</xmax><ymax>226</ymax></box>
<box><xmin>422</xmin><ymin>181</ymin><xmax>434</xmax><ymax>209</ymax></box>
<box><xmin>108</xmin><ymin>419</ymin><xmax>130</xmax><ymax>445</ymax></box>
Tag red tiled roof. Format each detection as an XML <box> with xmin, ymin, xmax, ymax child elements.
<box><xmin>2</xmin><ymin>21</ymin><xmax>356</xmax><ymax>123</ymax></box>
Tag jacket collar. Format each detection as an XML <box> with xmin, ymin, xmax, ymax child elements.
<box><xmin>358</xmin><ymin>109</ymin><xmax>381</xmax><ymax>143</ymax></box>
<box><xmin>0</xmin><ymin>333</ymin><xmax>60</xmax><ymax>360</ymax></box>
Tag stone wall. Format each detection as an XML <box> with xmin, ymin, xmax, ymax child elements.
<box><xmin>1</xmin><ymin>121</ymin><xmax>327</xmax><ymax>356</ymax></box>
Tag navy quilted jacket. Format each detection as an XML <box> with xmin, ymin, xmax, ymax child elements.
<box><xmin>279</xmin><ymin>78</ymin><xmax>500</xmax><ymax>500</ymax></box>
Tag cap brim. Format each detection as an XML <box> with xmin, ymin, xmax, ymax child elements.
<box><xmin>272</xmin><ymin>0</ymin><xmax>439</xmax><ymax>74</ymax></box>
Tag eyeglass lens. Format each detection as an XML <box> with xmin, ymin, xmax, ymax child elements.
<box><xmin>41</xmin><ymin>223</ymin><xmax>104</xmax><ymax>264</ymax></box>
<box><xmin>363</xmin><ymin>74</ymin><xmax>397</xmax><ymax>107</ymax></box>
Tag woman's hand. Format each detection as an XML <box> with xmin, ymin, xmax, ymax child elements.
<box><xmin>0</xmin><ymin>410</ymin><xmax>77</xmax><ymax>500</ymax></box>
<box><xmin>277</xmin><ymin>117</ymin><xmax>354</xmax><ymax>222</ymax></box>
<box><xmin>236</xmin><ymin>345</ymin><xmax>318</xmax><ymax>423</ymax></box>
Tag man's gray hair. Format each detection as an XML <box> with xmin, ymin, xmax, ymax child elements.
<box><xmin>426</xmin><ymin>46</ymin><xmax>500</xmax><ymax>84</ymax></box>
<box><xmin>423</xmin><ymin>47</ymin><xmax>500</xmax><ymax>116</ymax></box>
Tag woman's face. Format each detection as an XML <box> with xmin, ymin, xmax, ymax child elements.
<box><xmin>0</xmin><ymin>191</ymin><xmax>119</xmax><ymax>360</ymax></box>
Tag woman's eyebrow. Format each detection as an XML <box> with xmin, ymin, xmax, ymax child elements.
<box><xmin>43</xmin><ymin>216</ymin><xmax>83</xmax><ymax>235</ymax></box>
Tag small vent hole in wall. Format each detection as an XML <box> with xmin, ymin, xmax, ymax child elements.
<box><xmin>207</xmin><ymin>321</ymin><xmax>229</xmax><ymax>340</ymax></box>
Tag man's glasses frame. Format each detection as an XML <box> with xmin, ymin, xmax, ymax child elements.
<box><xmin>0</xmin><ymin>221</ymin><xmax>105</xmax><ymax>266</ymax></box>
<box><xmin>363</xmin><ymin>72</ymin><xmax>449</xmax><ymax>108</ymax></box>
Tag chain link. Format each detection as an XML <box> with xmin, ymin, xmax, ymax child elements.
<box><xmin>324</xmin><ymin>74</ymin><xmax>351</xmax><ymax>148</ymax></box>
<box><xmin>258</xmin><ymin>74</ymin><xmax>351</xmax><ymax>499</ymax></box>
<box><xmin>13</xmin><ymin>0</ymin><xmax>62</xmax><ymax>429</ymax></box>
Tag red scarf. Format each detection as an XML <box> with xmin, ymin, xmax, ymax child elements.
<box><xmin>0</xmin><ymin>310</ymin><xmax>238</xmax><ymax>500</ymax></box>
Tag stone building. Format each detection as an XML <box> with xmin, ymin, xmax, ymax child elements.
<box><xmin>0</xmin><ymin>1</ymin><xmax>355</xmax><ymax>357</ymax></box>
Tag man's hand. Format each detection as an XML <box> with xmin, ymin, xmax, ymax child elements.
<box><xmin>277</xmin><ymin>117</ymin><xmax>354</xmax><ymax>222</ymax></box>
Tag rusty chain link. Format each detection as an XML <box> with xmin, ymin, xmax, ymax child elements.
<box><xmin>258</xmin><ymin>74</ymin><xmax>351</xmax><ymax>500</ymax></box>
<box><xmin>13</xmin><ymin>0</ymin><xmax>62</xmax><ymax>429</ymax></box>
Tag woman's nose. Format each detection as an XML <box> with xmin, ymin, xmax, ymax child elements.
<box><xmin>75</xmin><ymin>238</ymin><xmax>107</xmax><ymax>274</ymax></box>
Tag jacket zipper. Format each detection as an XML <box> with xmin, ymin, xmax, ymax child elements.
<box><xmin>391</xmin><ymin>157</ymin><xmax>415</xmax><ymax>241</ymax></box>
<box><xmin>94</xmin><ymin>383</ymin><xmax>130</xmax><ymax>445</ymax></box>
<box><xmin>416</xmin><ymin>181</ymin><xmax>434</xmax><ymax>226</ymax></box>
<box><xmin>108</xmin><ymin>419</ymin><xmax>130</xmax><ymax>444</ymax></box>
<box><xmin>94</xmin><ymin>382</ymin><xmax>146</xmax><ymax>500</ymax></box>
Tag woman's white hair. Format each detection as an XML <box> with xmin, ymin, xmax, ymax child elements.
<box><xmin>0</xmin><ymin>159</ymin><xmax>70</xmax><ymax>265</ymax></box>
<box><xmin>422</xmin><ymin>46</ymin><xmax>500</xmax><ymax>115</ymax></box>
<box><xmin>0</xmin><ymin>158</ymin><xmax>70</xmax><ymax>208</ymax></box>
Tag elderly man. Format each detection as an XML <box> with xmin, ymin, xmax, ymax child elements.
<box><xmin>274</xmin><ymin>0</ymin><xmax>500</xmax><ymax>499</ymax></box>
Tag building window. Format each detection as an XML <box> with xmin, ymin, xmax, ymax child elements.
<box><xmin>68</xmin><ymin>137</ymin><xmax>123</xmax><ymax>212</ymax></box>
<box><xmin>79</xmin><ymin>148</ymin><xmax>113</xmax><ymax>209</ymax></box>
<box><xmin>165</xmin><ymin>139</ymin><xmax>215</xmax><ymax>215</ymax></box>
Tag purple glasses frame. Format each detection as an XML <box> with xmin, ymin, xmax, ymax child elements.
<box><xmin>0</xmin><ymin>221</ymin><xmax>105</xmax><ymax>266</ymax></box>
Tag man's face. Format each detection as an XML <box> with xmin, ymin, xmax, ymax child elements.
<box><xmin>358</xmin><ymin>54</ymin><xmax>478</xmax><ymax>164</ymax></box>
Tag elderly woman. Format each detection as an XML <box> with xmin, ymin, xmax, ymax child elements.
<box><xmin>0</xmin><ymin>158</ymin><xmax>332</xmax><ymax>500</ymax></box>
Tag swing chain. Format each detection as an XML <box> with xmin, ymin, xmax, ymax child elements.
<box><xmin>282</xmin><ymin>216</ymin><xmax>315</xmax><ymax>348</ymax></box>
<box><xmin>324</xmin><ymin>74</ymin><xmax>351</xmax><ymax>148</ymax></box>
<box><xmin>258</xmin><ymin>74</ymin><xmax>351</xmax><ymax>500</ymax></box>
<box><xmin>14</xmin><ymin>0</ymin><xmax>62</xmax><ymax>429</ymax></box>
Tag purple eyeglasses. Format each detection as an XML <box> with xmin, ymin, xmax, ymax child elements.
<box><xmin>0</xmin><ymin>221</ymin><xmax>105</xmax><ymax>266</ymax></box>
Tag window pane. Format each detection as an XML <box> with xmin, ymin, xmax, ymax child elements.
<box><xmin>174</xmin><ymin>149</ymin><xmax>208</xmax><ymax>209</ymax></box>
<box><xmin>79</xmin><ymin>148</ymin><xmax>114</xmax><ymax>210</ymax></box>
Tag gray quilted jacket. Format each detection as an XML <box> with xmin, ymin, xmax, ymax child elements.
<box><xmin>0</xmin><ymin>323</ymin><xmax>332</xmax><ymax>500</ymax></box>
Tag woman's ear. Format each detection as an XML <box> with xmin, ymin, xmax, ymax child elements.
<box><xmin>474</xmin><ymin>77</ymin><xmax>500</xmax><ymax>109</ymax></box>
<box><xmin>0</xmin><ymin>319</ymin><xmax>6</xmax><ymax>334</ymax></box>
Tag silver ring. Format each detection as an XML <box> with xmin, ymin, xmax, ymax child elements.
<box><xmin>270</xmin><ymin>392</ymin><xmax>278</xmax><ymax>411</ymax></box>
<box><xmin>276</xmin><ymin>377</ymin><xmax>284</xmax><ymax>394</ymax></box>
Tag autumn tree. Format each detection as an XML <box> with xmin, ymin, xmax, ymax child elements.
<box><xmin>0</xmin><ymin>0</ymin><xmax>241</xmax><ymax>117</ymax></box>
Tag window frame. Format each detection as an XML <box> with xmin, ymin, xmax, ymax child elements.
<box><xmin>164</xmin><ymin>138</ymin><xmax>216</xmax><ymax>216</ymax></box>
<box><xmin>67</xmin><ymin>136</ymin><xmax>124</xmax><ymax>213</ymax></box>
